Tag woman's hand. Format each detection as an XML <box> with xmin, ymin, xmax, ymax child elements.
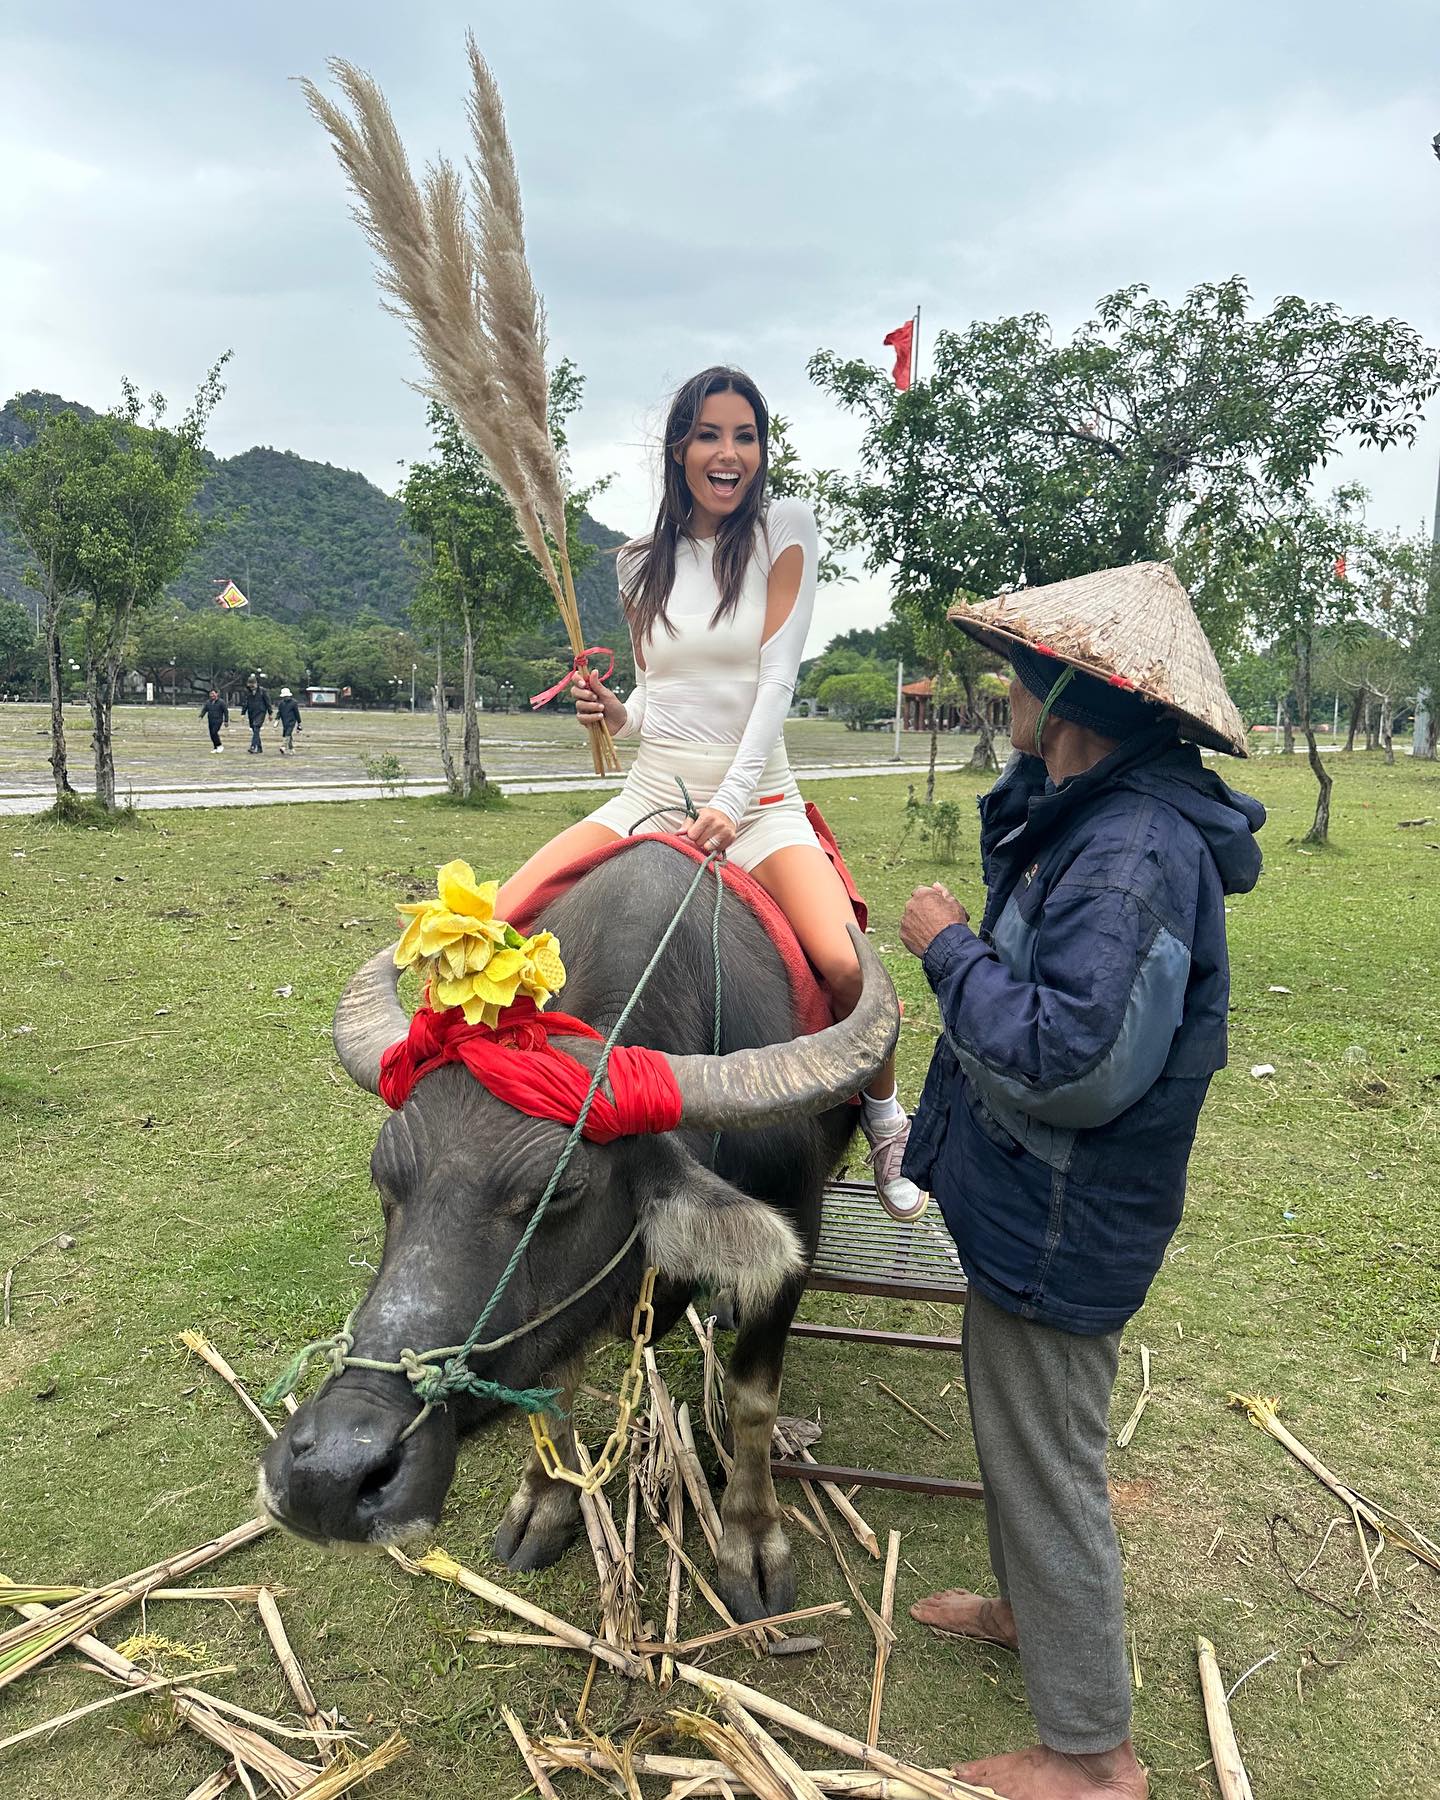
<box><xmin>570</xmin><ymin>668</ymin><xmax>627</xmax><ymax>734</ymax></box>
<box><xmin>684</xmin><ymin>805</ymin><xmax>738</xmax><ymax>857</ymax></box>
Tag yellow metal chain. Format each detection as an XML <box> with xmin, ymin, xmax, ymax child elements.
<box><xmin>529</xmin><ymin>1264</ymin><xmax>658</xmax><ymax>1493</ymax></box>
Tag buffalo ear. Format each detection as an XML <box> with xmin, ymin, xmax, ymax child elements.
<box><xmin>637</xmin><ymin>1158</ymin><xmax>806</xmax><ymax>1318</ymax></box>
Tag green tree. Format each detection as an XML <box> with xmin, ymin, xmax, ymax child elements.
<box><xmin>798</xmin><ymin>645</ymin><xmax>881</xmax><ymax>701</ymax></box>
<box><xmin>817</xmin><ymin>669</ymin><xmax>894</xmax><ymax>730</ymax></box>
<box><xmin>0</xmin><ymin>596</ymin><xmax>38</xmax><ymax>693</ymax></box>
<box><xmin>809</xmin><ymin>278</ymin><xmax>1438</xmax><ymax>769</ymax></box>
<box><xmin>1241</xmin><ymin>486</ymin><xmax>1369</xmax><ymax>844</ymax></box>
<box><xmin>320</xmin><ymin>620</ymin><xmax>417</xmax><ymax>706</ymax></box>
<box><xmin>401</xmin><ymin>364</ymin><xmax>600</xmax><ymax>798</ymax></box>
<box><xmin>0</xmin><ymin>404</ymin><xmax>92</xmax><ymax>798</ymax></box>
<box><xmin>1351</xmin><ymin>527</ymin><xmax>1440</xmax><ymax>760</ymax></box>
<box><xmin>0</xmin><ymin>364</ymin><xmax>230</xmax><ymax>809</ymax></box>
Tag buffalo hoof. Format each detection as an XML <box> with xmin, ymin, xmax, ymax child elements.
<box><xmin>493</xmin><ymin>1474</ymin><xmax>582</xmax><ymax>1574</ymax></box>
<box><xmin>715</xmin><ymin>1515</ymin><xmax>795</xmax><ymax>1623</ymax></box>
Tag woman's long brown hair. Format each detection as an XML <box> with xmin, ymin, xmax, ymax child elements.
<box><xmin>621</xmin><ymin>366</ymin><xmax>771</xmax><ymax>648</ymax></box>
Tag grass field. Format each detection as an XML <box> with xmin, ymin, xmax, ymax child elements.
<box><xmin>1</xmin><ymin>751</ymin><xmax>1438</xmax><ymax>1797</ymax></box>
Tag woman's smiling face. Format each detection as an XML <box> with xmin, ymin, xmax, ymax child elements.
<box><xmin>677</xmin><ymin>390</ymin><xmax>762</xmax><ymax>532</ymax></box>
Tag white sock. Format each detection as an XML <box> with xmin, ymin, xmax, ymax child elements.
<box><xmin>862</xmin><ymin>1089</ymin><xmax>905</xmax><ymax>1129</ymax></box>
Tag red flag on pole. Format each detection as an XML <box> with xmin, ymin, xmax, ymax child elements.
<box><xmin>883</xmin><ymin>320</ymin><xmax>915</xmax><ymax>391</ymax></box>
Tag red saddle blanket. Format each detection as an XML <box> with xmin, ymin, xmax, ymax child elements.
<box><xmin>510</xmin><ymin>803</ymin><xmax>867</xmax><ymax>1037</ymax></box>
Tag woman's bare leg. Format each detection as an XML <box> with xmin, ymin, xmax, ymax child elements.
<box><xmin>495</xmin><ymin>820</ymin><xmax>622</xmax><ymax>919</ymax></box>
<box><xmin>748</xmin><ymin>842</ymin><xmax>923</xmax><ymax>1219</ymax></box>
<box><xmin>746</xmin><ymin>844</ymin><xmax>896</xmax><ymax>1098</ymax></box>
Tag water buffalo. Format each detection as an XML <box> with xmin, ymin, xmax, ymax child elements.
<box><xmin>259</xmin><ymin>842</ymin><xmax>897</xmax><ymax>1621</ymax></box>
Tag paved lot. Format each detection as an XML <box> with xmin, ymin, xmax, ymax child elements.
<box><xmin>0</xmin><ymin>703</ymin><xmax>979</xmax><ymax>813</ymax></box>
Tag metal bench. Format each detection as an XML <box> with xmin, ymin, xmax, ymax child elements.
<box><xmin>770</xmin><ymin>1178</ymin><xmax>982</xmax><ymax>1500</ymax></box>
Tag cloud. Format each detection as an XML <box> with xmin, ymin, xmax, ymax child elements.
<box><xmin>1</xmin><ymin>0</ymin><xmax>1434</xmax><ymax>665</ymax></box>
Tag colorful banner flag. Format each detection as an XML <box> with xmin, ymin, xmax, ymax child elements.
<box><xmin>883</xmin><ymin>319</ymin><xmax>915</xmax><ymax>391</ymax></box>
<box><xmin>214</xmin><ymin>581</ymin><xmax>249</xmax><ymax>610</ymax></box>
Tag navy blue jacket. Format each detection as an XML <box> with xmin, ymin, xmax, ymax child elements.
<box><xmin>903</xmin><ymin>727</ymin><xmax>1265</xmax><ymax>1334</ymax></box>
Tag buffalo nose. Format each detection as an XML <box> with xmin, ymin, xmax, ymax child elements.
<box><xmin>264</xmin><ymin>1401</ymin><xmax>412</xmax><ymax>1541</ymax></box>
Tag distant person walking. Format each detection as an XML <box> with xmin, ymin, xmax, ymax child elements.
<box><xmin>241</xmin><ymin>676</ymin><xmax>273</xmax><ymax>755</ymax></box>
<box><xmin>275</xmin><ymin>688</ymin><xmax>303</xmax><ymax>755</ymax></box>
<box><xmin>199</xmin><ymin>690</ymin><xmax>229</xmax><ymax>753</ymax></box>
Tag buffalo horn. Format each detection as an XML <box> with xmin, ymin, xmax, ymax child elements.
<box><xmin>333</xmin><ymin>942</ymin><xmax>409</xmax><ymax>1094</ymax></box>
<box><xmin>666</xmin><ymin>923</ymin><xmax>899</xmax><ymax>1130</ymax></box>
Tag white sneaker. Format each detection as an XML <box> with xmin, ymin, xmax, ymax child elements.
<box><xmin>860</xmin><ymin>1112</ymin><xmax>927</xmax><ymax>1221</ymax></box>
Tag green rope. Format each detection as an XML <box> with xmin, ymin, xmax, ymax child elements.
<box><xmin>264</xmin><ymin>795</ymin><xmax>727</xmax><ymax>1432</ymax></box>
<box><xmin>1033</xmin><ymin>665</ymin><xmax>1076</xmax><ymax>757</ymax></box>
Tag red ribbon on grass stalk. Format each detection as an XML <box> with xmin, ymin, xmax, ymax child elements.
<box><xmin>530</xmin><ymin>646</ymin><xmax>615</xmax><ymax>710</ymax></box>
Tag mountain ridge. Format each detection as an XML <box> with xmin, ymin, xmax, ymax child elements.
<box><xmin>0</xmin><ymin>390</ymin><xmax>631</xmax><ymax>647</ymax></box>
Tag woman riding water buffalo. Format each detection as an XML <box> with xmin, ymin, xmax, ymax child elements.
<box><xmin>495</xmin><ymin>366</ymin><xmax>921</xmax><ymax>1220</ymax></box>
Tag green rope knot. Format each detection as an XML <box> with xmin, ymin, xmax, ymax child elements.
<box><xmin>261</xmin><ymin>1322</ymin><xmax>354</xmax><ymax>1408</ymax></box>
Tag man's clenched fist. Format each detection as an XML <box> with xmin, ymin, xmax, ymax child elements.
<box><xmin>901</xmin><ymin>883</ymin><xmax>970</xmax><ymax>957</ymax></box>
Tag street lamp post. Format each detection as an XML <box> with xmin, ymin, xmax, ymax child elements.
<box><xmin>411</xmin><ymin>661</ymin><xmax>417</xmax><ymax>711</ymax></box>
<box><xmin>170</xmin><ymin>658</ymin><xmax>177</xmax><ymax>705</ymax></box>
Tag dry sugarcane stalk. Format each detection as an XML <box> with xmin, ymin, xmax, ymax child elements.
<box><xmin>635</xmin><ymin>1600</ymin><xmax>850</xmax><ymax>1656</ymax></box>
<box><xmin>1228</xmin><ymin>1393</ymin><xmax>1440</xmax><ymax>1571</ymax></box>
<box><xmin>676</xmin><ymin>1667</ymin><xmax>1005</xmax><ymax>1800</ymax></box>
<box><xmin>683</xmin><ymin>1309</ymin><xmax>825</xmax><ymax>1547</ymax></box>
<box><xmin>708</xmin><ymin>1690</ymin><xmax>829</xmax><ymax>1800</ymax></box>
<box><xmin>464</xmin><ymin>1628</ymin><xmax>571</xmax><ymax>1650</ymax></box>
<box><xmin>659</xmin><ymin>1777</ymin><xmax>954</xmax><ymax>1800</ymax></box>
<box><xmin>0</xmin><ymin>1516</ymin><xmax>273</xmax><ymax>1690</ymax></box>
<box><xmin>1195</xmin><ymin>1637</ymin><xmax>1255</xmax><ymax>1800</ymax></box>
<box><xmin>677</xmin><ymin>1402</ymin><xmax>727</xmax><ymax>1550</ymax></box>
<box><xmin>871</xmin><ymin>1379</ymin><xmax>950</xmax><ymax>1443</ymax></box>
<box><xmin>866</xmin><ymin>1530</ymin><xmax>902</xmax><ymax>1748</ymax></box>
<box><xmin>662</xmin><ymin>1421</ymin><xmax>686</xmax><ymax>1690</ymax></box>
<box><xmin>774</xmin><ymin>1424</ymin><xmax>880</xmax><ymax>1560</ymax></box>
<box><xmin>635</xmin><ymin>1413</ymin><xmax>767</xmax><ymax>1659</ymax></box>
<box><xmin>257</xmin><ymin>1587</ymin><xmax>339</xmax><ymax>1765</ymax></box>
<box><xmin>387</xmin><ymin>1546</ymin><xmax>645</xmax><ymax>1678</ymax></box>
<box><xmin>500</xmin><ymin>1704</ymin><xmax>563</xmax><ymax>1799</ymax></box>
<box><xmin>791</xmin><ymin>1478</ymin><xmax>895</xmax><ymax>1651</ymax></box>
<box><xmin>171</xmin><ymin>1690</ymin><xmax>356</xmax><ymax>1748</ymax></box>
<box><xmin>0</xmin><ymin>1663</ymin><xmax>236</xmax><ymax>1755</ymax></box>
<box><xmin>576</xmin><ymin>1439</ymin><xmax>638</xmax><ymax>1647</ymax></box>
<box><xmin>672</xmin><ymin>1708</ymin><xmax>793</xmax><ymax>1800</ymax></box>
<box><xmin>181</xmin><ymin>1329</ymin><xmax>279</xmax><ymax>1439</ymax></box>
<box><xmin>1</xmin><ymin>1583</ymin><xmax>276</xmax><ymax>1608</ymax></box>
<box><xmin>538</xmin><ymin>1744</ymin><xmax>957</xmax><ymax>1798</ymax></box>
<box><xmin>646</xmin><ymin>1351</ymin><xmax>723</xmax><ymax>1557</ymax></box>
<box><xmin>287</xmin><ymin>1731</ymin><xmax>408</xmax><ymax>1799</ymax></box>
<box><xmin>649</xmin><ymin>1515</ymin><xmax>769</xmax><ymax>1661</ymax></box>
<box><xmin>5</xmin><ymin>1595</ymin><xmax>316</xmax><ymax>1793</ymax></box>
<box><xmin>1115</xmin><ymin>1346</ymin><xmax>1152</xmax><ymax>1450</ymax></box>
<box><xmin>575</xmin><ymin>1467</ymin><xmax>620</xmax><ymax>1641</ymax></box>
<box><xmin>183</xmin><ymin>1770</ymin><xmax>239</xmax><ymax>1800</ymax></box>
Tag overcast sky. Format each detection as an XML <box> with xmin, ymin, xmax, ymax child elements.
<box><xmin>2</xmin><ymin>1</ymin><xmax>1436</xmax><ymax>652</ymax></box>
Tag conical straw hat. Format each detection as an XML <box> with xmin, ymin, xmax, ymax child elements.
<box><xmin>948</xmin><ymin>561</ymin><xmax>1248</xmax><ymax>757</ymax></box>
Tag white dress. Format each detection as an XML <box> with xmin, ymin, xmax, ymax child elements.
<box><xmin>583</xmin><ymin>496</ymin><xmax>821</xmax><ymax>872</ymax></box>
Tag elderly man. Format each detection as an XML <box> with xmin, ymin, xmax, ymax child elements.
<box><xmin>899</xmin><ymin>564</ymin><xmax>1264</xmax><ymax>1800</ymax></box>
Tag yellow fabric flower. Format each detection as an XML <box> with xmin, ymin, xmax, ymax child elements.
<box><xmin>393</xmin><ymin>861</ymin><xmax>567</xmax><ymax>1024</ymax></box>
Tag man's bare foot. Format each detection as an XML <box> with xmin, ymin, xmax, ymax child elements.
<box><xmin>909</xmin><ymin>1589</ymin><xmax>1019</xmax><ymax>1651</ymax></box>
<box><xmin>953</xmin><ymin>1739</ymin><xmax>1147</xmax><ymax>1800</ymax></box>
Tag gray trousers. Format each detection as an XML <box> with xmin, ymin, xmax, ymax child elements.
<box><xmin>964</xmin><ymin>1288</ymin><xmax>1130</xmax><ymax>1754</ymax></box>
